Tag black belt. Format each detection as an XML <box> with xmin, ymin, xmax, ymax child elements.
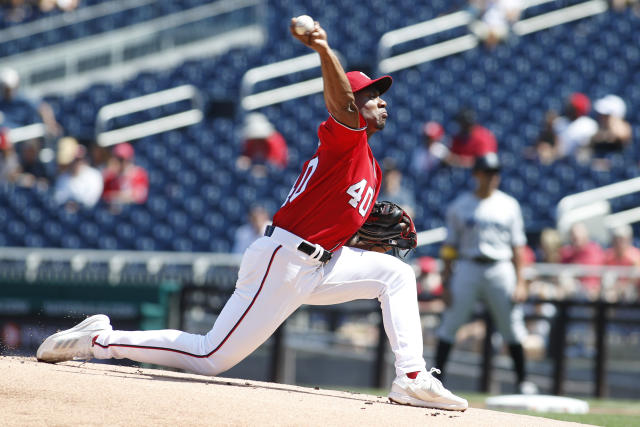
<box><xmin>470</xmin><ymin>256</ymin><xmax>499</xmax><ymax>264</ymax></box>
<box><xmin>264</xmin><ymin>225</ymin><xmax>332</xmax><ymax>263</ymax></box>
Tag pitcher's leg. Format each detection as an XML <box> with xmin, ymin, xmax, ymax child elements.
<box><xmin>94</xmin><ymin>241</ymin><xmax>318</xmax><ymax>376</ymax></box>
<box><xmin>92</xmin><ymin>287</ymin><xmax>282</xmax><ymax>375</ymax></box>
<box><xmin>307</xmin><ymin>247</ymin><xmax>425</xmax><ymax>376</ymax></box>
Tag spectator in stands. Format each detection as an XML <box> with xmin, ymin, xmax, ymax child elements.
<box><xmin>16</xmin><ymin>138</ymin><xmax>50</xmax><ymax>189</ymax></box>
<box><xmin>53</xmin><ymin>137</ymin><xmax>103</xmax><ymax>211</ymax></box>
<box><xmin>539</xmin><ymin>227</ymin><xmax>562</xmax><ymax>263</ymax></box>
<box><xmin>448</xmin><ymin>108</ymin><xmax>497</xmax><ymax>168</ymax></box>
<box><xmin>611</xmin><ymin>0</ymin><xmax>640</xmax><ymax>13</ymax></box>
<box><xmin>415</xmin><ymin>256</ymin><xmax>441</xmax><ymax>297</ymax></box>
<box><xmin>468</xmin><ymin>0</ymin><xmax>524</xmax><ymax>48</ymax></box>
<box><xmin>236</xmin><ymin>112</ymin><xmax>288</xmax><ymax>177</ymax></box>
<box><xmin>102</xmin><ymin>142</ymin><xmax>149</xmax><ymax>206</ymax></box>
<box><xmin>590</xmin><ymin>95</ymin><xmax>632</xmax><ymax>162</ymax></box>
<box><xmin>0</xmin><ymin>128</ymin><xmax>20</xmax><ymax>184</ymax></box>
<box><xmin>38</xmin><ymin>0</ymin><xmax>80</xmax><ymax>13</ymax></box>
<box><xmin>526</xmin><ymin>111</ymin><xmax>560</xmax><ymax>165</ymax></box>
<box><xmin>0</xmin><ymin>68</ymin><xmax>61</xmax><ymax>137</ymax></box>
<box><xmin>410</xmin><ymin>120</ymin><xmax>449</xmax><ymax>176</ymax></box>
<box><xmin>378</xmin><ymin>158</ymin><xmax>416</xmax><ymax>218</ymax></box>
<box><xmin>90</xmin><ymin>143</ymin><xmax>111</xmax><ymax>172</ymax></box>
<box><xmin>231</xmin><ymin>204</ymin><xmax>271</xmax><ymax>254</ymax></box>
<box><xmin>526</xmin><ymin>228</ymin><xmax>563</xmax><ymax>298</ymax></box>
<box><xmin>604</xmin><ymin>225</ymin><xmax>640</xmax><ymax>267</ymax></box>
<box><xmin>553</xmin><ymin>93</ymin><xmax>598</xmax><ymax>161</ymax></box>
<box><xmin>560</xmin><ymin>222</ymin><xmax>605</xmax><ymax>297</ymax></box>
<box><xmin>1</xmin><ymin>0</ymin><xmax>33</xmax><ymax>23</ymax></box>
<box><xmin>604</xmin><ymin>225</ymin><xmax>640</xmax><ymax>301</ymax></box>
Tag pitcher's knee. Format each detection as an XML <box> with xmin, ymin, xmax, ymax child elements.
<box><xmin>381</xmin><ymin>259</ymin><xmax>417</xmax><ymax>294</ymax></box>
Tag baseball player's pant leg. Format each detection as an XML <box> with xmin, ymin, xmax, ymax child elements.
<box><xmin>305</xmin><ymin>247</ymin><xmax>426</xmax><ymax>376</ymax></box>
<box><xmin>437</xmin><ymin>260</ymin><xmax>484</xmax><ymax>342</ymax></box>
<box><xmin>93</xmin><ymin>237</ymin><xmax>322</xmax><ymax>376</ymax></box>
<box><xmin>480</xmin><ymin>261</ymin><xmax>527</xmax><ymax>344</ymax></box>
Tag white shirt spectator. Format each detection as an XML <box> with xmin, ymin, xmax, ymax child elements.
<box><xmin>553</xmin><ymin>115</ymin><xmax>598</xmax><ymax>157</ymax></box>
<box><xmin>54</xmin><ymin>163</ymin><xmax>103</xmax><ymax>208</ymax></box>
<box><xmin>411</xmin><ymin>141</ymin><xmax>449</xmax><ymax>175</ymax></box>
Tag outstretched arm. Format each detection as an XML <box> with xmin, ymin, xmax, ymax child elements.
<box><xmin>290</xmin><ymin>18</ymin><xmax>360</xmax><ymax>128</ymax></box>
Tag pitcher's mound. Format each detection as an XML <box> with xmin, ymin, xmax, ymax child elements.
<box><xmin>1</xmin><ymin>356</ymin><xmax>589</xmax><ymax>426</ymax></box>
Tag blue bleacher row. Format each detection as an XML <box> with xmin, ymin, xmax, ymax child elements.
<box><xmin>2</xmin><ymin>3</ymin><xmax>640</xmax><ymax>255</ymax></box>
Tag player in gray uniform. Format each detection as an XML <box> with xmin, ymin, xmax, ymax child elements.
<box><xmin>434</xmin><ymin>153</ymin><xmax>537</xmax><ymax>394</ymax></box>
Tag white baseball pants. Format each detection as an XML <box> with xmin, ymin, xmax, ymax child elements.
<box><xmin>93</xmin><ymin>227</ymin><xmax>426</xmax><ymax>377</ymax></box>
<box><xmin>437</xmin><ymin>259</ymin><xmax>527</xmax><ymax>344</ymax></box>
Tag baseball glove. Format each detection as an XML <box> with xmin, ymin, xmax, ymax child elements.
<box><xmin>347</xmin><ymin>201</ymin><xmax>417</xmax><ymax>255</ymax></box>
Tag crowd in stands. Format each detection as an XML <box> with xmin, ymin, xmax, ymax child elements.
<box><xmin>468</xmin><ymin>0</ymin><xmax>524</xmax><ymax>49</ymax></box>
<box><xmin>526</xmin><ymin>92</ymin><xmax>634</xmax><ymax>169</ymax></box>
<box><xmin>1</xmin><ymin>0</ymin><xmax>80</xmax><ymax>25</ymax></box>
<box><xmin>0</xmin><ymin>67</ymin><xmax>149</xmax><ymax>212</ymax></box>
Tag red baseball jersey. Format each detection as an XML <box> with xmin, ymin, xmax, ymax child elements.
<box><xmin>450</xmin><ymin>125</ymin><xmax>497</xmax><ymax>158</ymax></box>
<box><xmin>273</xmin><ymin>114</ymin><xmax>381</xmax><ymax>251</ymax></box>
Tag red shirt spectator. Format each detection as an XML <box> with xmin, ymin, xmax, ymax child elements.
<box><xmin>604</xmin><ymin>225</ymin><xmax>640</xmax><ymax>267</ymax></box>
<box><xmin>238</xmin><ymin>113</ymin><xmax>288</xmax><ymax>172</ymax></box>
<box><xmin>560</xmin><ymin>241</ymin><xmax>604</xmax><ymax>265</ymax></box>
<box><xmin>243</xmin><ymin>131</ymin><xmax>288</xmax><ymax>169</ymax></box>
<box><xmin>451</xmin><ymin>125</ymin><xmax>497</xmax><ymax>158</ymax></box>
<box><xmin>449</xmin><ymin>108</ymin><xmax>497</xmax><ymax>167</ymax></box>
<box><xmin>560</xmin><ymin>222</ymin><xmax>605</xmax><ymax>292</ymax></box>
<box><xmin>102</xmin><ymin>142</ymin><xmax>149</xmax><ymax>204</ymax></box>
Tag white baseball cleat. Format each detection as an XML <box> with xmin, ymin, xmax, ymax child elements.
<box><xmin>37</xmin><ymin>314</ymin><xmax>112</xmax><ymax>363</ymax></box>
<box><xmin>388</xmin><ymin>368</ymin><xmax>468</xmax><ymax>411</ymax></box>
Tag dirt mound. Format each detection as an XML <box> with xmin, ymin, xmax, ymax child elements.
<box><xmin>0</xmin><ymin>356</ymin><xmax>589</xmax><ymax>426</ymax></box>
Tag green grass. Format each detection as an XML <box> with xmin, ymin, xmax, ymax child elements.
<box><xmin>494</xmin><ymin>410</ymin><xmax>636</xmax><ymax>427</ymax></box>
<box><xmin>328</xmin><ymin>387</ymin><xmax>640</xmax><ymax>427</ymax></box>
<box><xmin>461</xmin><ymin>392</ymin><xmax>640</xmax><ymax>426</ymax></box>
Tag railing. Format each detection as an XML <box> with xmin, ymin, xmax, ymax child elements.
<box><xmin>377</xmin><ymin>11</ymin><xmax>477</xmax><ymax>74</ymax></box>
<box><xmin>376</xmin><ymin>0</ymin><xmax>607</xmax><ymax>74</ymax></box>
<box><xmin>240</xmin><ymin>51</ymin><xmax>344</xmax><ymax>111</ymax></box>
<box><xmin>95</xmin><ymin>84</ymin><xmax>204</xmax><ymax>147</ymax></box>
<box><xmin>556</xmin><ymin>177</ymin><xmax>640</xmax><ymax>242</ymax></box>
<box><xmin>0</xmin><ymin>0</ymin><xmax>157</xmax><ymax>46</ymax></box>
<box><xmin>0</xmin><ymin>246</ymin><xmax>240</xmax><ymax>286</ymax></box>
<box><xmin>7</xmin><ymin>123</ymin><xmax>46</xmax><ymax>145</ymax></box>
<box><xmin>4</xmin><ymin>0</ymin><xmax>266</xmax><ymax>96</ymax></box>
<box><xmin>512</xmin><ymin>0</ymin><xmax>608</xmax><ymax>36</ymax></box>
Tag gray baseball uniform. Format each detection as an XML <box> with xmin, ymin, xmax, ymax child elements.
<box><xmin>438</xmin><ymin>189</ymin><xmax>528</xmax><ymax>344</ymax></box>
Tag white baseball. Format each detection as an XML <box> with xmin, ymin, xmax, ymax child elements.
<box><xmin>294</xmin><ymin>15</ymin><xmax>314</xmax><ymax>35</ymax></box>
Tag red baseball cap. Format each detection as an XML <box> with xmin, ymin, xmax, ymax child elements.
<box><xmin>569</xmin><ymin>92</ymin><xmax>590</xmax><ymax>116</ymax></box>
<box><xmin>346</xmin><ymin>71</ymin><xmax>392</xmax><ymax>95</ymax></box>
<box><xmin>419</xmin><ymin>256</ymin><xmax>437</xmax><ymax>274</ymax></box>
<box><xmin>423</xmin><ymin>121</ymin><xmax>444</xmax><ymax>139</ymax></box>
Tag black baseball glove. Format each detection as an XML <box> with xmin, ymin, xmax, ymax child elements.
<box><xmin>347</xmin><ymin>201</ymin><xmax>417</xmax><ymax>255</ymax></box>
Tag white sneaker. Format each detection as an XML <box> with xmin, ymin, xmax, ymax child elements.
<box><xmin>388</xmin><ymin>368</ymin><xmax>468</xmax><ymax>411</ymax></box>
<box><xmin>37</xmin><ymin>314</ymin><xmax>112</xmax><ymax>363</ymax></box>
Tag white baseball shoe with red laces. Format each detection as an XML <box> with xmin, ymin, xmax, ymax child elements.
<box><xmin>37</xmin><ymin>315</ymin><xmax>112</xmax><ymax>363</ymax></box>
<box><xmin>388</xmin><ymin>368</ymin><xmax>468</xmax><ymax>411</ymax></box>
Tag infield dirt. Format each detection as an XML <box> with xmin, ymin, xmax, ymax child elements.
<box><xmin>0</xmin><ymin>356</ymin><xmax>593</xmax><ymax>426</ymax></box>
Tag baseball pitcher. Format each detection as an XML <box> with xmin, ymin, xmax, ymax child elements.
<box><xmin>37</xmin><ymin>17</ymin><xmax>467</xmax><ymax>411</ymax></box>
